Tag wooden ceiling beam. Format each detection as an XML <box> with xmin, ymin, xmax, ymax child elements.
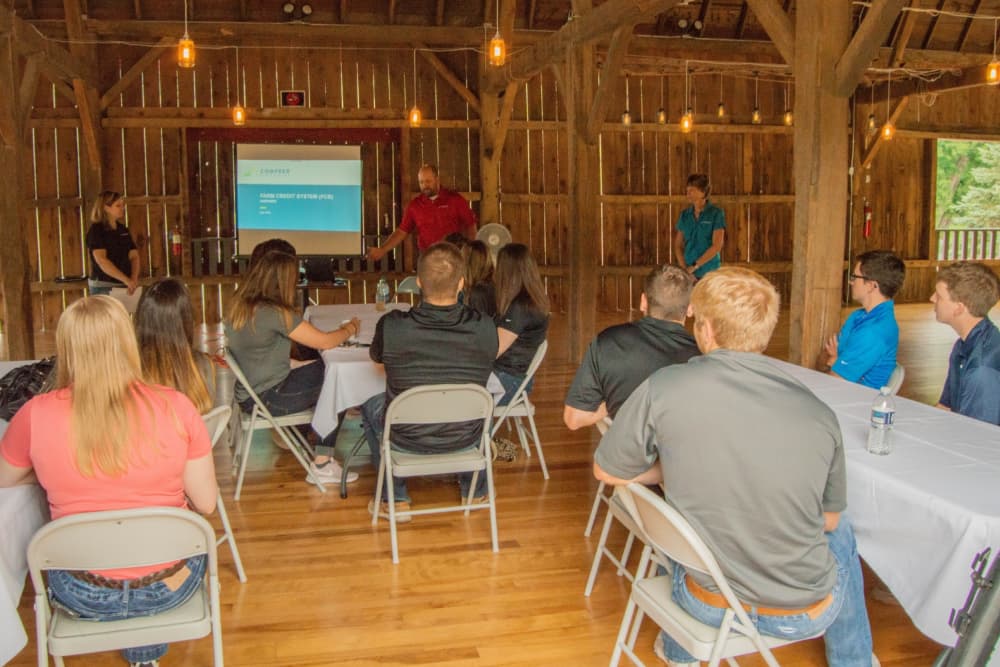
<box><xmin>864</xmin><ymin>63</ymin><xmax>998</xmax><ymax>101</ymax></box>
<box><xmin>528</xmin><ymin>0</ymin><xmax>538</xmax><ymax>29</ymax></box>
<box><xmin>489</xmin><ymin>0</ymin><xmax>685</xmax><ymax>90</ymax></box>
<box><xmin>833</xmin><ymin>0</ymin><xmax>908</xmax><ymax>96</ymax></box>
<box><xmin>436</xmin><ymin>0</ymin><xmax>445</xmax><ymax>26</ymax></box>
<box><xmin>416</xmin><ymin>42</ymin><xmax>481</xmax><ymax>114</ymax></box>
<box><xmin>745</xmin><ymin>0</ymin><xmax>794</xmax><ymax>64</ymax></box>
<box><xmin>18</xmin><ymin>53</ymin><xmax>42</xmax><ymax>132</ymax></box>
<box><xmin>0</xmin><ymin>7</ymin><xmax>94</xmax><ymax>83</ymax></box>
<box><xmin>889</xmin><ymin>5</ymin><xmax>917</xmax><ymax>67</ymax></box>
<box><xmin>955</xmin><ymin>0</ymin><xmax>983</xmax><ymax>52</ymax></box>
<box><xmin>100</xmin><ymin>36</ymin><xmax>172</xmax><ymax>109</ymax></box>
<box><xmin>734</xmin><ymin>1</ymin><xmax>749</xmax><ymax>38</ymax></box>
<box><xmin>388</xmin><ymin>0</ymin><xmax>397</xmax><ymax>24</ymax></box>
<box><xmin>339</xmin><ymin>0</ymin><xmax>348</xmax><ymax>23</ymax></box>
<box><xmin>133</xmin><ymin>0</ymin><xmax>142</xmax><ymax>19</ymax></box>
<box><xmin>860</xmin><ymin>96</ymin><xmax>908</xmax><ymax>168</ymax></box>
<box><xmin>695</xmin><ymin>0</ymin><xmax>711</xmax><ymax>37</ymax></box>
<box><xmin>920</xmin><ymin>0</ymin><xmax>946</xmax><ymax>49</ymax></box>
<box><xmin>585</xmin><ymin>24</ymin><xmax>633</xmax><ymax>143</ymax></box>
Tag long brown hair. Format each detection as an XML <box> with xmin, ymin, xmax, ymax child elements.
<box><xmin>135</xmin><ymin>278</ymin><xmax>213</xmax><ymax>413</ymax></box>
<box><xmin>462</xmin><ymin>240</ymin><xmax>493</xmax><ymax>290</ymax></box>
<box><xmin>227</xmin><ymin>250</ymin><xmax>298</xmax><ymax>331</ymax></box>
<box><xmin>494</xmin><ymin>243</ymin><xmax>549</xmax><ymax>317</ymax></box>
<box><xmin>55</xmin><ymin>296</ymin><xmax>158</xmax><ymax>477</ymax></box>
<box><xmin>89</xmin><ymin>190</ymin><xmax>122</xmax><ymax>230</ymax></box>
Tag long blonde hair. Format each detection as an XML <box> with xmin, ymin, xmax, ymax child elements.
<box><xmin>55</xmin><ymin>296</ymin><xmax>154</xmax><ymax>477</ymax></box>
<box><xmin>228</xmin><ymin>250</ymin><xmax>298</xmax><ymax>331</ymax></box>
<box><xmin>90</xmin><ymin>190</ymin><xmax>122</xmax><ymax>229</ymax></box>
<box><xmin>135</xmin><ymin>278</ymin><xmax>213</xmax><ymax>413</ymax></box>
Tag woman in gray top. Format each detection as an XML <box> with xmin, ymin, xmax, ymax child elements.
<box><xmin>225</xmin><ymin>250</ymin><xmax>361</xmax><ymax>485</ymax></box>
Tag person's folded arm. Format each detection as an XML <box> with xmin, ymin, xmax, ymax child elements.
<box><xmin>594</xmin><ymin>460</ymin><xmax>663</xmax><ymax>486</ymax></box>
<box><xmin>563</xmin><ymin>403</ymin><xmax>608</xmax><ymax>431</ymax></box>
<box><xmin>497</xmin><ymin>327</ymin><xmax>518</xmax><ymax>357</ymax></box>
<box><xmin>290</xmin><ymin>318</ymin><xmax>359</xmax><ymax>350</ymax></box>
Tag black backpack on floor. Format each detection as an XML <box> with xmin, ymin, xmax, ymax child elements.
<box><xmin>0</xmin><ymin>357</ymin><xmax>56</xmax><ymax>421</ymax></box>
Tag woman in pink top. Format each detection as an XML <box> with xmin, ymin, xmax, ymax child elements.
<box><xmin>0</xmin><ymin>296</ymin><xmax>218</xmax><ymax>667</ymax></box>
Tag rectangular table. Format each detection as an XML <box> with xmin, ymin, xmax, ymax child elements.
<box><xmin>0</xmin><ymin>360</ymin><xmax>50</xmax><ymax>665</ymax></box>
<box><xmin>769</xmin><ymin>358</ymin><xmax>1000</xmax><ymax>649</ymax></box>
<box><xmin>304</xmin><ymin>304</ymin><xmax>409</xmax><ymax>438</ymax></box>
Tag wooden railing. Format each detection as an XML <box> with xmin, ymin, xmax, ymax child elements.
<box><xmin>936</xmin><ymin>228</ymin><xmax>1000</xmax><ymax>261</ymax></box>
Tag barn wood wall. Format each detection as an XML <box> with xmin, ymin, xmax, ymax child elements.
<box><xmin>19</xmin><ymin>43</ymin><xmax>998</xmax><ymax>328</ymax></box>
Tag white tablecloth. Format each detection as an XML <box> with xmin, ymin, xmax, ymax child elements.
<box><xmin>0</xmin><ymin>359</ymin><xmax>50</xmax><ymax>665</ymax></box>
<box><xmin>303</xmin><ymin>304</ymin><xmax>504</xmax><ymax>438</ymax></box>
<box><xmin>304</xmin><ymin>304</ymin><xmax>408</xmax><ymax>438</ymax></box>
<box><xmin>769</xmin><ymin>358</ymin><xmax>1000</xmax><ymax>648</ymax></box>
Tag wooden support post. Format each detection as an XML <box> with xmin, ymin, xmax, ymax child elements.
<box><xmin>745</xmin><ymin>0</ymin><xmax>794</xmax><ymax>63</ymax></box>
<box><xmin>788</xmin><ymin>1</ymin><xmax>851</xmax><ymax>367</ymax></box>
<box><xmin>479</xmin><ymin>70</ymin><xmax>501</xmax><ymax>227</ymax></box>
<box><xmin>64</xmin><ymin>0</ymin><xmax>104</xmax><ymax>201</ymax></box>
<box><xmin>417</xmin><ymin>43</ymin><xmax>481</xmax><ymax>115</ymax></box>
<box><xmin>565</xmin><ymin>42</ymin><xmax>599</xmax><ymax>362</ymax></box>
<box><xmin>0</xmin><ymin>34</ymin><xmax>35</xmax><ymax>360</ymax></box>
<box><xmin>834</xmin><ymin>0</ymin><xmax>909</xmax><ymax>96</ymax></box>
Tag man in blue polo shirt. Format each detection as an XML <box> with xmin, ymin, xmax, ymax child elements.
<box><xmin>824</xmin><ymin>250</ymin><xmax>905</xmax><ymax>389</ymax></box>
<box><xmin>673</xmin><ymin>173</ymin><xmax>725</xmax><ymax>279</ymax></box>
<box><xmin>931</xmin><ymin>261</ymin><xmax>1000</xmax><ymax>425</ymax></box>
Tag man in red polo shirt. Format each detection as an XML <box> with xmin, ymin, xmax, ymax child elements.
<box><xmin>367</xmin><ymin>164</ymin><xmax>477</xmax><ymax>261</ymax></box>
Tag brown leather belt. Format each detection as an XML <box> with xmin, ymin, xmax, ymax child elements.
<box><xmin>685</xmin><ymin>575</ymin><xmax>834</xmax><ymax>619</ymax></box>
<box><xmin>67</xmin><ymin>560</ymin><xmax>188</xmax><ymax>590</ymax></box>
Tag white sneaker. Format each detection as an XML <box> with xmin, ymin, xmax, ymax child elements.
<box><xmin>653</xmin><ymin>633</ymin><xmax>698</xmax><ymax>666</ymax></box>
<box><xmin>306</xmin><ymin>460</ymin><xmax>358</xmax><ymax>484</ymax></box>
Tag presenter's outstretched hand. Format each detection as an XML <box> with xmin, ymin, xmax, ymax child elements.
<box><xmin>367</xmin><ymin>246</ymin><xmax>386</xmax><ymax>262</ymax></box>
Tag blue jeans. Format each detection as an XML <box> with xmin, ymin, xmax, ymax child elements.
<box><xmin>87</xmin><ymin>281</ymin><xmax>113</xmax><ymax>296</ymax></box>
<box><xmin>242</xmin><ymin>360</ymin><xmax>335</xmax><ymax>447</ymax></box>
<box><xmin>494</xmin><ymin>369</ymin><xmax>533</xmax><ymax>406</ymax></box>
<box><xmin>660</xmin><ymin>518</ymin><xmax>872</xmax><ymax>666</ymax></box>
<box><xmin>361</xmin><ymin>392</ymin><xmax>486</xmax><ymax>503</ymax></box>
<box><xmin>47</xmin><ymin>555</ymin><xmax>208</xmax><ymax>664</ymax></box>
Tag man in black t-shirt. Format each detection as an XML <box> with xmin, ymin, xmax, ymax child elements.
<box><xmin>564</xmin><ymin>264</ymin><xmax>699</xmax><ymax>430</ymax></box>
<box><xmin>361</xmin><ymin>243</ymin><xmax>499</xmax><ymax>520</ymax></box>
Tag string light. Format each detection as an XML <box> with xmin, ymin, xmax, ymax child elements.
<box><xmin>656</xmin><ymin>75</ymin><xmax>667</xmax><ymax>124</ymax></box>
<box><xmin>488</xmin><ymin>0</ymin><xmax>506</xmax><ymax>66</ymax></box>
<box><xmin>717</xmin><ymin>74</ymin><xmax>726</xmax><ymax>118</ymax></box>
<box><xmin>232</xmin><ymin>47</ymin><xmax>246</xmax><ymax>126</ymax></box>
<box><xmin>881</xmin><ymin>75</ymin><xmax>894</xmax><ymax>140</ymax></box>
<box><xmin>177</xmin><ymin>0</ymin><xmax>195</xmax><ymax>68</ymax></box>
<box><xmin>408</xmin><ymin>49</ymin><xmax>422</xmax><ymax>127</ymax></box>
<box><xmin>681</xmin><ymin>63</ymin><xmax>694</xmax><ymax>132</ymax></box>
<box><xmin>867</xmin><ymin>83</ymin><xmax>877</xmax><ymax>131</ymax></box>
<box><xmin>622</xmin><ymin>75</ymin><xmax>632</xmax><ymax>126</ymax></box>
<box><xmin>989</xmin><ymin>19</ymin><xmax>999</xmax><ymax>84</ymax></box>
<box><xmin>751</xmin><ymin>73</ymin><xmax>761</xmax><ymax>124</ymax></box>
<box><xmin>782</xmin><ymin>77</ymin><xmax>793</xmax><ymax>126</ymax></box>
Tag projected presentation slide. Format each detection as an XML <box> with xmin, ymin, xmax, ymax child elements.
<box><xmin>235</xmin><ymin>144</ymin><xmax>363</xmax><ymax>257</ymax></box>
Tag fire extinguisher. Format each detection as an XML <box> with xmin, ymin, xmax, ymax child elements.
<box><xmin>171</xmin><ymin>227</ymin><xmax>182</xmax><ymax>257</ymax></box>
<box><xmin>863</xmin><ymin>200</ymin><xmax>873</xmax><ymax>239</ymax></box>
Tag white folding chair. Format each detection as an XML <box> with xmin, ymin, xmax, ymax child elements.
<box><xmin>224</xmin><ymin>352</ymin><xmax>324</xmax><ymax>499</ymax></box>
<box><xmin>490</xmin><ymin>340</ymin><xmax>549</xmax><ymax>479</ymax></box>
<box><xmin>202</xmin><ymin>406</ymin><xmax>247</xmax><ymax>583</ymax></box>
<box><xmin>610</xmin><ymin>484</ymin><xmax>821</xmax><ymax>667</ymax></box>
<box><xmin>28</xmin><ymin>507</ymin><xmax>224</xmax><ymax>667</ymax></box>
<box><xmin>395</xmin><ymin>275</ymin><xmax>421</xmax><ymax>301</ymax></box>
<box><xmin>886</xmin><ymin>364</ymin><xmax>905</xmax><ymax>396</ymax></box>
<box><xmin>372</xmin><ymin>384</ymin><xmax>497</xmax><ymax>564</ymax></box>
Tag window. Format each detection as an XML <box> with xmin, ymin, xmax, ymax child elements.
<box><xmin>935</xmin><ymin>139</ymin><xmax>1000</xmax><ymax>260</ymax></box>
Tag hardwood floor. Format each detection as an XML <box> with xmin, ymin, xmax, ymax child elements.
<box><xmin>8</xmin><ymin>302</ymin><xmax>989</xmax><ymax>666</ymax></box>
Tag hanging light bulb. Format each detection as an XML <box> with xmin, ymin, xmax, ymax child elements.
<box><xmin>880</xmin><ymin>72</ymin><xmax>893</xmax><ymax>140</ymax></box>
<box><xmin>488</xmin><ymin>32</ymin><xmax>506</xmax><ymax>67</ymax></box>
<box><xmin>621</xmin><ymin>110</ymin><xmax>632</xmax><ymax>126</ymax></box>
<box><xmin>867</xmin><ymin>113</ymin><xmax>877</xmax><ymax>131</ymax></box>
<box><xmin>681</xmin><ymin>108</ymin><xmax>694</xmax><ymax>133</ymax></box>
<box><xmin>177</xmin><ymin>0</ymin><xmax>195</xmax><ymax>68</ymax></box>
<box><xmin>621</xmin><ymin>76</ymin><xmax>633</xmax><ymax>126</ymax></box>
<box><xmin>751</xmin><ymin>73</ymin><xmax>761</xmax><ymax>124</ymax></box>
<box><xmin>232</xmin><ymin>47</ymin><xmax>246</xmax><ymax>126</ymax></box>
<box><xmin>717</xmin><ymin>74</ymin><xmax>726</xmax><ymax>118</ymax></box>
<box><xmin>881</xmin><ymin>123</ymin><xmax>895</xmax><ymax>140</ymax></box>
<box><xmin>408</xmin><ymin>50</ymin><xmax>422</xmax><ymax>127</ymax></box>
<box><xmin>656</xmin><ymin>107</ymin><xmax>667</xmax><ymax>124</ymax></box>
<box><xmin>487</xmin><ymin>1</ymin><xmax>506</xmax><ymax>67</ymax></box>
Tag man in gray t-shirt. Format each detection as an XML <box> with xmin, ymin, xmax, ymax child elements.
<box><xmin>595</xmin><ymin>268</ymin><xmax>873</xmax><ymax>667</ymax></box>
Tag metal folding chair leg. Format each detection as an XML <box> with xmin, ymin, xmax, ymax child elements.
<box><xmin>215</xmin><ymin>493</ymin><xmax>247</xmax><ymax>583</ymax></box>
<box><xmin>585</xmin><ymin>482</ymin><xmax>610</xmax><ymax>536</ymax></box>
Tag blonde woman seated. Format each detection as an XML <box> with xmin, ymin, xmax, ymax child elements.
<box><xmin>225</xmin><ymin>249</ymin><xmax>361</xmax><ymax>485</ymax></box>
<box><xmin>135</xmin><ymin>277</ymin><xmax>221</xmax><ymax>414</ymax></box>
<box><xmin>0</xmin><ymin>296</ymin><xmax>217</xmax><ymax>667</ymax></box>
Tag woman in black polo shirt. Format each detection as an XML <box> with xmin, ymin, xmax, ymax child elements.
<box><xmin>493</xmin><ymin>243</ymin><xmax>549</xmax><ymax>405</ymax></box>
<box><xmin>86</xmin><ymin>190</ymin><xmax>140</xmax><ymax>296</ymax></box>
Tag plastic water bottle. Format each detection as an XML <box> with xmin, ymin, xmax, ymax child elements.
<box><xmin>375</xmin><ymin>276</ymin><xmax>390</xmax><ymax>311</ymax></box>
<box><xmin>866</xmin><ymin>386</ymin><xmax>896</xmax><ymax>455</ymax></box>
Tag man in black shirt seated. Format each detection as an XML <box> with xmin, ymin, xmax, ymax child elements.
<box><xmin>563</xmin><ymin>264</ymin><xmax>700</xmax><ymax>430</ymax></box>
<box><xmin>361</xmin><ymin>243</ymin><xmax>500</xmax><ymax>520</ymax></box>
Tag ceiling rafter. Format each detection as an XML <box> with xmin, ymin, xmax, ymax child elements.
<box><xmin>955</xmin><ymin>0</ymin><xmax>983</xmax><ymax>52</ymax></box>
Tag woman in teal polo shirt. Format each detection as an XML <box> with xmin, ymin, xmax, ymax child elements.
<box><xmin>673</xmin><ymin>173</ymin><xmax>726</xmax><ymax>279</ymax></box>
